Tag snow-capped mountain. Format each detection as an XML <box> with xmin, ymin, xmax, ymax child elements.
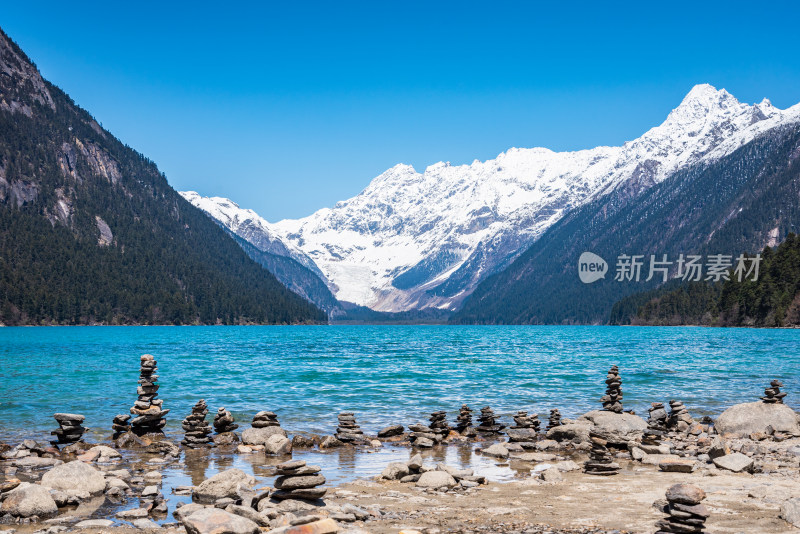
<box><xmin>183</xmin><ymin>84</ymin><xmax>800</xmax><ymax>312</ymax></box>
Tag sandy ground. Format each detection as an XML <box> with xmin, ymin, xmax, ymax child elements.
<box><xmin>327</xmin><ymin>460</ymin><xmax>799</xmax><ymax>533</ymax></box>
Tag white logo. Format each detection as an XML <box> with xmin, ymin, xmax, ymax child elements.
<box><xmin>578</xmin><ymin>252</ymin><xmax>608</xmax><ymax>284</ymax></box>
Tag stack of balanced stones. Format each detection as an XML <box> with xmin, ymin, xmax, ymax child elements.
<box><xmin>252</xmin><ymin>411</ymin><xmax>281</xmax><ymax>430</ymax></box>
<box><xmin>51</xmin><ymin>413</ymin><xmax>86</xmax><ymax>444</ymax></box>
<box><xmin>335</xmin><ymin>412</ymin><xmax>366</xmax><ymax>443</ymax></box>
<box><xmin>271</xmin><ymin>460</ymin><xmax>327</xmax><ymax>501</ymax></box>
<box><xmin>213</xmin><ymin>407</ymin><xmax>238</xmax><ymax>433</ymax></box>
<box><xmin>476</xmin><ymin>406</ymin><xmax>504</xmax><ymax>434</ymax></box>
<box><xmin>762</xmin><ymin>379</ymin><xmax>786</xmax><ymax>404</ymax></box>
<box><xmin>408</xmin><ymin>423</ymin><xmax>438</xmax><ymax>447</ymax></box>
<box><xmin>547</xmin><ymin>409</ymin><xmax>562</xmax><ymax>430</ymax></box>
<box><xmin>181</xmin><ymin>399</ymin><xmax>212</xmax><ymax>448</ymax></box>
<box><xmin>511</xmin><ymin>410</ymin><xmax>540</xmax><ymax>431</ymax></box>
<box><xmin>647</xmin><ymin>402</ymin><xmax>669</xmax><ymax>431</ymax></box>
<box><xmin>455</xmin><ymin>405</ymin><xmax>474</xmax><ymax>434</ymax></box>
<box><xmin>667</xmin><ymin>400</ymin><xmax>694</xmax><ymax>433</ymax></box>
<box><xmin>584</xmin><ymin>430</ymin><xmax>620</xmax><ymax>476</ymax></box>
<box><xmin>429</xmin><ymin>411</ymin><xmax>450</xmax><ymax>440</ymax></box>
<box><xmin>601</xmin><ymin>365</ymin><xmax>623</xmax><ymax>413</ymax></box>
<box><xmin>655</xmin><ymin>484</ymin><xmax>709</xmax><ymax>534</ymax></box>
<box><xmin>130</xmin><ymin>354</ymin><xmax>168</xmax><ymax>435</ymax></box>
<box><xmin>112</xmin><ymin>414</ymin><xmax>131</xmax><ymax>438</ymax></box>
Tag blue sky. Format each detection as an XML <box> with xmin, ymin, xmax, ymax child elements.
<box><xmin>3</xmin><ymin>2</ymin><xmax>800</xmax><ymax>220</ymax></box>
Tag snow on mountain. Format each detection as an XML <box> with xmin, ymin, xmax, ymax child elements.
<box><xmin>179</xmin><ymin>191</ymin><xmax>327</xmax><ymax>282</ymax></box>
<box><xmin>184</xmin><ymin>85</ymin><xmax>800</xmax><ymax>312</ymax></box>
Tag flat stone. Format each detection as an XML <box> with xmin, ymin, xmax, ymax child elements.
<box><xmin>712</xmin><ymin>452</ymin><xmax>754</xmax><ymax>473</ymax></box>
<box><xmin>482</xmin><ymin>443</ymin><xmax>509</xmax><ymax>458</ymax></box>
<box><xmin>132</xmin><ymin>518</ymin><xmax>162</xmax><ymax>529</ymax></box>
<box><xmin>265</xmin><ymin>518</ymin><xmax>340</xmax><ymax>534</ymax></box>
<box><xmin>117</xmin><ymin>508</ymin><xmax>151</xmax><ymax>519</ymax></box>
<box><xmin>658</xmin><ymin>458</ymin><xmax>697</xmax><ymax>473</ymax></box>
<box><xmin>182</xmin><ymin>508</ymin><xmax>259</xmax><ymax>534</ymax></box>
<box><xmin>377</xmin><ymin>425</ymin><xmax>404</xmax><ymax>438</ymax></box>
<box><xmin>74</xmin><ymin>520</ymin><xmax>115</xmax><ymax>528</ymax></box>
<box><xmin>415</xmin><ymin>470</ymin><xmax>457</xmax><ymax>489</ymax></box>
<box><xmin>274</xmin><ymin>475</ymin><xmax>325</xmax><ymax>490</ymax></box>
<box><xmin>666</xmin><ymin>484</ymin><xmax>706</xmax><ymax>505</ymax></box>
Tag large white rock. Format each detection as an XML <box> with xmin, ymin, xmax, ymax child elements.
<box><xmin>241</xmin><ymin>426</ymin><xmax>286</xmax><ymax>446</ymax></box>
<box><xmin>415</xmin><ymin>470</ymin><xmax>457</xmax><ymax>489</ymax></box>
<box><xmin>41</xmin><ymin>460</ymin><xmax>106</xmax><ymax>495</ymax></box>
<box><xmin>714</xmin><ymin>402</ymin><xmax>800</xmax><ymax>437</ymax></box>
<box><xmin>578</xmin><ymin>410</ymin><xmax>648</xmax><ymax>443</ymax></box>
<box><xmin>0</xmin><ymin>482</ymin><xmax>58</xmax><ymax>518</ymax></box>
<box><xmin>193</xmin><ymin>468</ymin><xmax>255</xmax><ymax>504</ymax></box>
<box><xmin>182</xmin><ymin>507</ymin><xmax>259</xmax><ymax>534</ymax></box>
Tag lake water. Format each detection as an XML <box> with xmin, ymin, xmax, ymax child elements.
<box><xmin>2</xmin><ymin>325</ymin><xmax>798</xmax><ymax>442</ymax></box>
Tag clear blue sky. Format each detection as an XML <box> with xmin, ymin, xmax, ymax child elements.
<box><xmin>3</xmin><ymin>2</ymin><xmax>800</xmax><ymax>221</ymax></box>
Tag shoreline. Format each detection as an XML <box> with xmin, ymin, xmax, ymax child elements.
<box><xmin>2</xmin><ymin>400</ymin><xmax>800</xmax><ymax>534</ymax></box>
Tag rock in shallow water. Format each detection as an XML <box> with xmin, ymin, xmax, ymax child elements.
<box><xmin>40</xmin><ymin>460</ymin><xmax>106</xmax><ymax>495</ymax></box>
<box><xmin>193</xmin><ymin>469</ymin><xmax>255</xmax><ymax>504</ymax></box>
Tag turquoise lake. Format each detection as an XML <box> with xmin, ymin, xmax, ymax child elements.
<box><xmin>1</xmin><ymin>325</ymin><xmax>798</xmax><ymax>443</ymax></box>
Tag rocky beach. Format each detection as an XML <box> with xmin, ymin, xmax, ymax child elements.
<box><xmin>2</xmin><ymin>356</ymin><xmax>800</xmax><ymax>534</ymax></box>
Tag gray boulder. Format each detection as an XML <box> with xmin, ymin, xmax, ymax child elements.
<box><xmin>263</xmin><ymin>434</ymin><xmax>292</xmax><ymax>456</ymax></box>
<box><xmin>0</xmin><ymin>482</ymin><xmax>58</xmax><ymax>518</ymax></box>
<box><xmin>781</xmin><ymin>498</ymin><xmax>800</xmax><ymax>528</ymax></box>
<box><xmin>380</xmin><ymin>462</ymin><xmax>410</xmax><ymax>480</ymax></box>
<box><xmin>712</xmin><ymin>452</ymin><xmax>754</xmax><ymax>473</ymax></box>
<box><xmin>482</xmin><ymin>443</ymin><xmax>509</xmax><ymax>458</ymax></box>
<box><xmin>578</xmin><ymin>410</ymin><xmax>648</xmax><ymax>443</ymax></box>
<box><xmin>41</xmin><ymin>460</ymin><xmax>106</xmax><ymax>495</ymax></box>
<box><xmin>193</xmin><ymin>469</ymin><xmax>255</xmax><ymax>504</ymax></box>
<box><xmin>182</xmin><ymin>507</ymin><xmax>259</xmax><ymax>534</ymax></box>
<box><xmin>546</xmin><ymin>422</ymin><xmax>592</xmax><ymax>443</ymax></box>
<box><xmin>505</xmin><ymin>428</ymin><xmax>538</xmax><ymax>442</ymax></box>
<box><xmin>241</xmin><ymin>426</ymin><xmax>286</xmax><ymax>446</ymax></box>
<box><xmin>714</xmin><ymin>402</ymin><xmax>800</xmax><ymax>437</ymax></box>
<box><xmin>415</xmin><ymin>470</ymin><xmax>457</xmax><ymax>488</ymax></box>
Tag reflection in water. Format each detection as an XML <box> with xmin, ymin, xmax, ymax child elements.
<box><xmin>100</xmin><ymin>442</ymin><xmax>525</xmax><ymax>526</ymax></box>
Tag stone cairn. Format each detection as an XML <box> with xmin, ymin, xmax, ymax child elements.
<box><xmin>272</xmin><ymin>459</ymin><xmax>327</xmax><ymax>501</ymax></box>
<box><xmin>213</xmin><ymin>407</ymin><xmax>238</xmax><ymax>433</ymax></box>
<box><xmin>130</xmin><ymin>354</ymin><xmax>168</xmax><ymax>435</ymax></box>
<box><xmin>547</xmin><ymin>409</ymin><xmax>562</xmax><ymax>430</ymax></box>
<box><xmin>584</xmin><ymin>430</ymin><xmax>620</xmax><ymax>476</ymax></box>
<box><xmin>429</xmin><ymin>411</ymin><xmax>450</xmax><ymax>440</ymax></box>
<box><xmin>476</xmin><ymin>406</ymin><xmax>504</xmax><ymax>434</ymax></box>
<box><xmin>601</xmin><ymin>365</ymin><xmax>623</xmax><ymax>413</ymax></box>
<box><xmin>252</xmin><ymin>410</ymin><xmax>281</xmax><ymax>429</ymax></box>
<box><xmin>647</xmin><ymin>402</ymin><xmax>669</xmax><ymax>431</ymax></box>
<box><xmin>667</xmin><ymin>400</ymin><xmax>693</xmax><ymax>433</ymax></box>
<box><xmin>112</xmin><ymin>414</ymin><xmax>131</xmax><ymax>438</ymax></box>
<box><xmin>762</xmin><ymin>379</ymin><xmax>786</xmax><ymax>404</ymax></box>
<box><xmin>455</xmin><ymin>405</ymin><xmax>474</xmax><ymax>434</ymax></box>
<box><xmin>511</xmin><ymin>410</ymin><xmax>540</xmax><ymax>431</ymax></box>
<box><xmin>335</xmin><ymin>412</ymin><xmax>366</xmax><ymax>443</ymax></box>
<box><xmin>656</xmin><ymin>483</ymin><xmax>709</xmax><ymax>534</ymax></box>
<box><xmin>51</xmin><ymin>413</ymin><xmax>86</xmax><ymax>444</ymax></box>
<box><xmin>408</xmin><ymin>423</ymin><xmax>439</xmax><ymax>447</ymax></box>
<box><xmin>181</xmin><ymin>399</ymin><xmax>212</xmax><ymax>448</ymax></box>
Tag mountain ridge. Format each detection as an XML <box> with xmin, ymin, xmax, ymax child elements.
<box><xmin>185</xmin><ymin>84</ymin><xmax>800</xmax><ymax>313</ymax></box>
<box><xmin>0</xmin><ymin>27</ymin><xmax>326</xmax><ymax>325</ymax></box>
